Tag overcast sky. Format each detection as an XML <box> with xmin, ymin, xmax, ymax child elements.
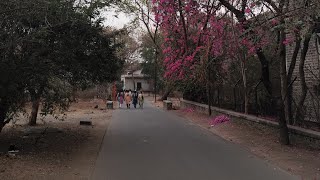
<box><xmin>101</xmin><ymin>9</ymin><xmax>133</xmax><ymax>29</ymax></box>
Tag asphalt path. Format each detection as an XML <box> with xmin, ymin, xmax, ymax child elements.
<box><xmin>92</xmin><ymin>101</ymin><xmax>297</xmax><ymax>180</ymax></box>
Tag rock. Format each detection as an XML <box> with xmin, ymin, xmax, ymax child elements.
<box><xmin>8</xmin><ymin>144</ymin><xmax>16</xmax><ymax>151</ymax></box>
<box><xmin>80</xmin><ymin>121</ymin><xmax>92</xmax><ymax>126</ymax></box>
<box><xmin>94</xmin><ymin>105</ymin><xmax>99</xmax><ymax>109</ymax></box>
<box><xmin>8</xmin><ymin>150</ymin><xmax>19</xmax><ymax>154</ymax></box>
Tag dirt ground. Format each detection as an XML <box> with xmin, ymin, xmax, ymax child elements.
<box><xmin>0</xmin><ymin>99</ymin><xmax>111</xmax><ymax>180</ymax></box>
<box><xmin>150</xmin><ymin>99</ymin><xmax>320</xmax><ymax>180</ymax></box>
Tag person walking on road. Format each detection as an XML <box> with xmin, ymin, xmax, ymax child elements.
<box><xmin>138</xmin><ymin>91</ymin><xmax>144</xmax><ymax>109</ymax></box>
<box><xmin>132</xmin><ymin>91</ymin><xmax>138</xmax><ymax>108</ymax></box>
<box><xmin>116</xmin><ymin>91</ymin><xmax>124</xmax><ymax>108</ymax></box>
<box><xmin>125</xmin><ymin>91</ymin><xmax>132</xmax><ymax>109</ymax></box>
<box><xmin>128</xmin><ymin>89</ymin><xmax>132</xmax><ymax>97</ymax></box>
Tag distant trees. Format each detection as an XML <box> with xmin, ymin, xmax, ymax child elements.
<box><xmin>0</xmin><ymin>0</ymin><xmax>124</xmax><ymax>132</ymax></box>
<box><xmin>139</xmin><ymin>32</ymin><xmax>165</xmax><ymax>93</ymax></box>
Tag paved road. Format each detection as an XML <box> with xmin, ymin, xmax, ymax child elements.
<box><xmin>92</xmin><ymin>101</ymin><xmax>297</xmax><ymax>180</ymax></box>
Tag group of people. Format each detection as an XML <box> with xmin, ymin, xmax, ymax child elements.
<box><xmin>116</xmin><ymin>89</ymin><xmax>144</xmax><ymax>109</ymax></box>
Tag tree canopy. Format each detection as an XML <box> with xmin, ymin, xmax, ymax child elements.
<box><xmin>0</xmin><ymin>0</ymin><xmax>124</xmax><ymax>130</ymax></box>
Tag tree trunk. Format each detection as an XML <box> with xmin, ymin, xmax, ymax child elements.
<box><xmin>277</xmin><ymin>98</ymin><xmax>290</xmax><ymax>145</ymax></box>
<box><xmin>278</xmin><ymin>28</ymin><xmax>290</xmax><ymax>144</ymax></box>
<box><xmin>29</xmin><ymin>96</ymin><xmax>40</xmax><ymax>126</ymax></box>
<box><xmin>0</xmin><ymin>108</ymin><xmax>6</xmax><ymax>133</ymax></box>
<box><xmin>295</xmin><ymin>27</ymin><xmax>314</xmax><ymax>124</ymax></box>
<box><xmin>0</xmin><ymin>102</ymin><xmax>8</xmax><ymax>133</ymax></box>
<box><xmin>286</xmin><ymin>87</ymin><xmax>294</xmax><ymax>124</ymax></box>
<box><xmin>160</xmin><ymin>86</ymin><xmax>172</xmax><ymax>101</ymax></box>
<box><xmin>256</xmin><ymin>48</ymin><xmax>272</xmax><ymax>95</ymax></box>
<box><xmin>154</xmin><ymin>51</ymin><xmax>158</xmax><ymax>103</ymax></box>
<box><xmin>207</xmin><ymin>67</ymin><xmax>212</xmax><ymax>116</ymax></box>
<box><xmin>132</xmin><ymin>73</ymin><xmax>135</xmax><ymax>91</ymax></box>
<box><xmin>0</xmin><ymin>123</ymin><xmax>4</xmax><ymax>133</ymax></box>
<box><xmin>240</xmin><ymin>59</ymin><xmax>248</xmax><ymax>114</ymax></box>
<box><xmin>287</xmin><ymin>37</ymin><xmax>302</xmax><ymax>125</ymax></box>
<box><xmin>243</xmin><ymin>86</ymin><xmax>248</xmax><ymax>114</ymax></box>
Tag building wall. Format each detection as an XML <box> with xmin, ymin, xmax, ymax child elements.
<box><xmin>286</xmin><ymin>34</ymin><xmax>320</xmax><ymax>122</ymax></box>
<box><xmin>122</xmin><ymin>77</ymin><xmax>152</xmax><ymax>91</ymax></box>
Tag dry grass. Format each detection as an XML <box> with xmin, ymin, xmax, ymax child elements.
<box><xmin>173</xmin><ymin>108</ymin><xmax>320</xmax><ymax>179</ymax></box>
<box><xmin>0</xmin><ymin>99</ymin><xmax>112</xmax><ymax>180</ymax></box>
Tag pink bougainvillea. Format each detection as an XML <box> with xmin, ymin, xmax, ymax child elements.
<box><xmin>244</xmin><ymin>8</ymin><xmax>251</xmax><ymax>14</ymax></box>
<box><xmin>209</xmin><ymin>115</ymin><xmax>230</xmax><ymax>127</ymax></box>
<box><xmin>152</xmin><ymin>0</ymin><xmax>273</xmax><ymax>82</ymax></box>
<box><xmin>283</xmin><ymin>38</ymin><xmax>294</xmax><ymax>45</ymax></box>
<box><xmin>153</xmin><ymin>0</ymin><xmax>231</xmax><ymax>80</ymax></box>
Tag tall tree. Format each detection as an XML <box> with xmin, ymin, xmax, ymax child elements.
<box><xmin>0</xmin><ymin>0</ymin><xmax>124</xmax><ymax>131</ymax></box>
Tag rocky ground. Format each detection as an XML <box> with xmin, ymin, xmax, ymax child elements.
<box><xmin>149</xmin><ymin>98</ymin><xmax>320</xmax><ymax>180</ymax></box>
<box><xmin>0</xmin><ymin>99</ymin><xmax>111</xmax><ymax>180</ymax></box>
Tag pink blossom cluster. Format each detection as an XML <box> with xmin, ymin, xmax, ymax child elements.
<box><xmin>153</xmin><ymin>0</ymin><xmax>232</xmax><ymax>80</ymax></box>
<box><xmin>283</xmin><ymin>37</ymin><xmax>294</xmax><ymax>45</ymax></box>
<box><xmin>209</xmin><ymin>115</ymin><xmax>230</xmax><ymax>127</ymax></box>
<box><xmin>152</xmin><ymin>0</ymin><xmax>279</xmax><ymax>81</ymax></box>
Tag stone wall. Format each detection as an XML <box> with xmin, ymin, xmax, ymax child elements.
<box><xmin>181</xmin><ymin>99</ymin><xmax>320</xmax><ymax>140</ymax></box>
<box><xmin>286</xmin><ymin>34</ymin><xmax>320</xmax><ymax>122</ymax></box>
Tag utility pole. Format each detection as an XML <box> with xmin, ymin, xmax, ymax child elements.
<box><xmin>132</xmin><ymin>70</ymin><xmax>136</xmax><ymax>90</ymax></box>
<box><xmin>154</xmin><ymin>50</ymin><xmax>158</xmax><ymax>103</ymax></box>
<box><xmin>131</xmin><ymin>61</ymin><xmax>136</xmax><ymax>90</ymax></box>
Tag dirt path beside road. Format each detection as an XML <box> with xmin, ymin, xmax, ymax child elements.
<box><xmin>149</xmin><ymin>98</ymin><xmax>320</xmax><ymax>179</ymax></box>
<box><xmin>0</xmin><ymin>99</ymin><xmax>111</xmax><ymax>180</ymax></box>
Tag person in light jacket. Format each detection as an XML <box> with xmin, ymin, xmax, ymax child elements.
<box><xmin>138</xmin><ymin>91</ymin><xmax>144</xmax><ymax>109</ymax></box>
<box><xmin>125</xmin><ymin>91</ymin><xmax>132</xmax><ymax>109</ymax></box>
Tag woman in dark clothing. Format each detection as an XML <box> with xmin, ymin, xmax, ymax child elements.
<box><xmin>132</xmin><ymin>91</ymin><xmax>138</xmax><ymax>108</ymax></box>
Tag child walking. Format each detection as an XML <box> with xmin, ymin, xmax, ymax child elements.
<box><xmin>125</xmin><ymin>91</ymin><xmax>132</xmax><ymax>109</ymax></box>
<box><xmin>117</xmin><ymin>91</ymin><xmax>124</xmax><ymax>108</ymax></box>
<box><xmin>138</xmin><ymin>91</ymin><xmax>144</xmax><ymax>109</ymax></box>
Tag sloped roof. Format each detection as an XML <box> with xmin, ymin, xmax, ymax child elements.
<box><xmin>121</xmin><ymin>68</ymin><xmax>148</xmax><ymax>78</ymax></box>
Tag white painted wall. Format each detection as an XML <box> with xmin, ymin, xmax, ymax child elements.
<box><xmin>122</xmin><ymin>77</ymin><xmax>152</xmax><ymax>91</ymax></box>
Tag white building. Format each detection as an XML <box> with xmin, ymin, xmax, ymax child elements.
<box><xmin>121</xmin><ymin>70</ymin><xmax>152</xmax><ymax>92</ymax></box>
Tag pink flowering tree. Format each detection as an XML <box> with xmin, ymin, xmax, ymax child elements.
<box><xmin>154</xmin><ymin>0</ymin><xmax>221</xmax><ymax>80</ymax></box>
<box><xmin>153</xmin><ymin>0</ymin><xmax>232</xmax><ymax>115</ymax></box>
<box><xmin>153</xmin><ymin>0</ymin><xmax>291</xmax><ymax>144</ymax></box>
<box><xmin>153</xmin><ymin>0</ymin><xmax>270</xmax><ymax>114</ymax></box>
<box><xmin>151</xmin><ymin>0</ymin><xmax>320</xmax><ymax>145</ymax></box>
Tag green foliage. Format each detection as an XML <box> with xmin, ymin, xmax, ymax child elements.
<box><xmin>139</xmin><ymin>32</ymin><xmax>165</xmax><ymax>91</ymax></box>
<box><xmin>0</xmin><ymin>0</ymin><xmax>124</xmax><ymax>128</ymax></box>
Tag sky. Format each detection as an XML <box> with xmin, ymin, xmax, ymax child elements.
<box><xmin>102</xmin><ymin>9</ymin><xmax>133</xmax><ymax>29</ymax></box>
<box><xmin>101</xmin><ymin>8</ymin><xmax>144</xmax><ymax>62</ymax></box>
